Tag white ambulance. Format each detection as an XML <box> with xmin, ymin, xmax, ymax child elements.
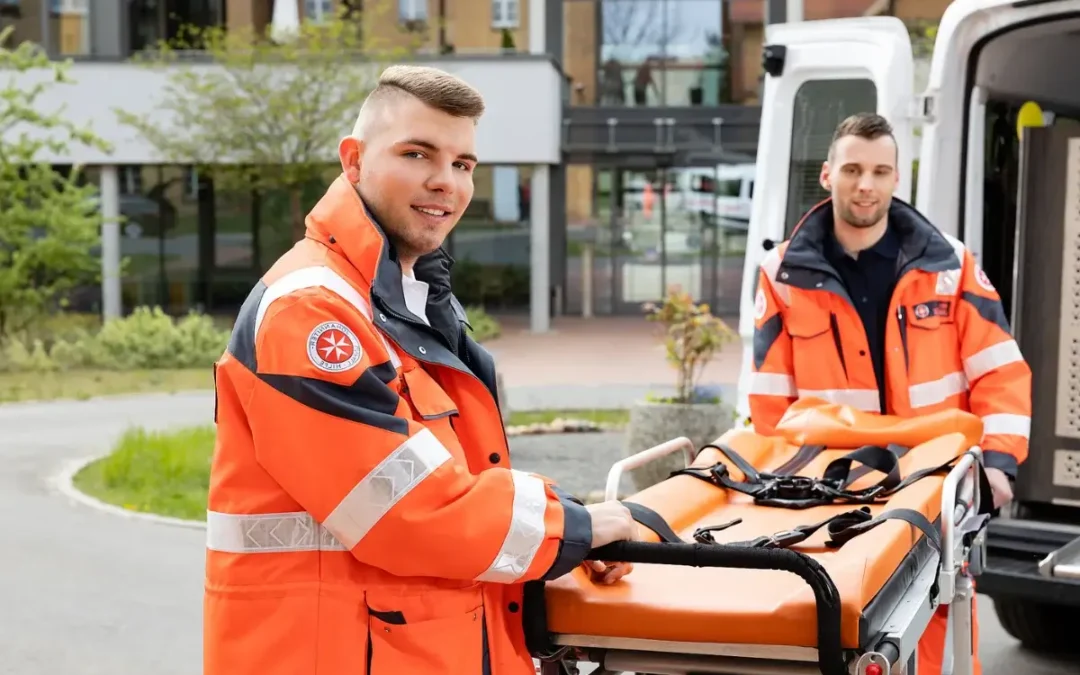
<box><xmin>735</xmin><ymin>0</ymin><xmax>1080</xmax><ymax>651</ymax></box>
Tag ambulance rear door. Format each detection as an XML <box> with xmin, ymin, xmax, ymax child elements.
<box><xmin>735</xmin><ymin>16</ymin><xmax>916</xmax><ymax>423</ymax></box>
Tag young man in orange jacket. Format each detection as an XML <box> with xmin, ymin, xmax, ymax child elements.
<box><xmin>749</xmin><ymin>113</ymin><xmax>1032</xmax><ymax>675</ymax></box>
<box><xmin>204</xmin><ymin>65</ymin><xmax>641</xmax><ymax>675</ymax></box>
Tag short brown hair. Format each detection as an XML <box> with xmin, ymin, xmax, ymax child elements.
<box><xmin>828</xmin><ymin>112</ymin><xmax>895</xmax><ymax>161</ymax></box>
<box><xmin>368</xmin><ymin>65</ymin><xmax>485</xmax><ymax>122</ymax></box>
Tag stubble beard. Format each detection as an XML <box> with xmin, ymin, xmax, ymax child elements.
<box><xmin>838</xmin><ymin>200</ymin><xmax>890</xmax><ymax>229</ymax></box>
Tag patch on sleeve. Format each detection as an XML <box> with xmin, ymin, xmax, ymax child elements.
<box><xmin>307</xmin><ymin>321</ymin><xmax>363</xmax><ymax>372</ymax></box>
<box><xmin>974</xmin><ymin>264</ymin><xmax>996</xmax><ymax>292</ymax></box>
<box><xmin>935</xmin><ymin>269</ymin><xmax>961</xmax><ymax>295</ymax></box>
<box><xmin>754</xmin><ymin>287</ymin><xmax>767</xmax><ymax>321</ymax></box>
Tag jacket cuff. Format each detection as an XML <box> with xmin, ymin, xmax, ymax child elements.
<box><xmin>983</xmin><ymin>450</ymin><xmax>1019</xmax><ymax>480</ymax></box>
<box><xmin>541</xmin><ymin>486</ymin><xmax>593</xmax><ymax>581</ymax></box>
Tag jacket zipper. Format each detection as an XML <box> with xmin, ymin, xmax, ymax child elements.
<box><xmin>829</xmin><ymin>313</ymin><xmax>847</xmax><ymax>379</ymax></box>
<box><xmin>897</xmin><ymin>305</ymin><xmax>910</xmax><ymax>372</ymax></box>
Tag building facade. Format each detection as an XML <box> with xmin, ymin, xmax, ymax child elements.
<box><xmin>2</xmin><ymin>0</ymin><xmax>768</xmax><ymax>328</ymax></box>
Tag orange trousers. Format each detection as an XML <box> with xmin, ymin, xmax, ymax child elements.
<box><xmin>916</xmin><ymin>597</ymin><xmax>981</xmax><ymax>675</ymax></box>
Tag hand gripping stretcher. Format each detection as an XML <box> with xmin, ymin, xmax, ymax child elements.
<box><xmin>523</xmin><ymin>400</ymin><xmax>995</xmax><ymax>675</ymax></box>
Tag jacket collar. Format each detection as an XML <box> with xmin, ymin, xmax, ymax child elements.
<box><xmin>780</xmin><ymin>197</ymin><xmax>960</xmax><ymax>283</ymax></box>
<box><xmin>303</xmin><ymin>174</ymin><xmax>468</xmax><ymax>344</ymax></box>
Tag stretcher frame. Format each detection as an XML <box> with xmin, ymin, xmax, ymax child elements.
<box><xmin>538</xmin><ymin>437</ymin><xmax>990</xmax><ymax>675</ymax></box>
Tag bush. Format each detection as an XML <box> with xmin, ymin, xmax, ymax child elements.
<box><xmin>1</xmin><ymin>304</ymin><xmax>499</xmax><ymax>374</ymax></box>
<box><xmin>643</xmin><ymin>286</ymin><xmax>737</xmax><ymax>404</ymax></box>
<box><xmin>0</xmin><ymin>306</ymin><xmax>230</xmax><ymax>373</ymax></box>
<box><xmin>465</xmin><ymin>305</ymin><xmax>501</xmax><ymax>343</ymax></box>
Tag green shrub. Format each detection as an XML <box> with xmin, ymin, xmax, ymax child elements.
<box><xmin>465</xmin><ymin>305</ymin><xmax>501</xmax><ymax>343</ymax></box>
<box><xmin>1</xmin><ymin>306</ymin><xmax>230</xmax><ymax>373</ymax></box>
<box><xmin>1</xmin><ymin>303</ymin><xmax>498</xmax><ymax>374</ymax></box>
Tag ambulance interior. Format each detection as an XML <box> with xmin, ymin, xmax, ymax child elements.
<box><xmin>968</xmin><ymin>14</ymin><xmax>1080</xmax><ymax>526</ymax></box>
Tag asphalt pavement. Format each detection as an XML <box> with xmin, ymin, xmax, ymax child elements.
<box><xmin>0</xmin><ymin>391</ymin><xmax>1075</xmax><ymax>675</ymax></box>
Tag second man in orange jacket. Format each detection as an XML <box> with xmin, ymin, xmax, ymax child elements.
<box><xmin>748</xmin><ymin>112</ymin><xmax>1032</xmax><ymax>675</ymax></box>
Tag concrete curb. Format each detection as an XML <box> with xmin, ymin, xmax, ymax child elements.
<box><xmin>51</xmin><ymin>453</ymin><xmax>620</xmax><ymax>530</ymax></box>
<box><xmin>52</xmin><ymin>454</ymin><xmax>207</xmax><ymax>531</ymax></box>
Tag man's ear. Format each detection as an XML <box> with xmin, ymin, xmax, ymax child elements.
<box><xmin>819</xmin><ymin>161</ymin><xmax>831</xmax><ymax>191</ymax></box>
<box><xmin>338</xmin><ymin>136</ymin><xmax>364</xmax><ymax>183</ymax></box>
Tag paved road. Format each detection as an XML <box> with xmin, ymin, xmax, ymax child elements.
<box><xmin>0</xmin><ymin>391</ymin><xmax>1075</xmax><ymax>675</ymax></box>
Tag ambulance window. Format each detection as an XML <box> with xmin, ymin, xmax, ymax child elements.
<box><xmin>784</xmin><ymin>79</ymin><xmax>878</xmax><ymax>236</ymax></box>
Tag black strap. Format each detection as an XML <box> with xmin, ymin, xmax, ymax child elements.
<box><xmin>623</xmin><ymin>501</ymin><xmax>684</xmax><ymax>543</ymax></box>
<box><xmin>694</xmin><ymin>505</ymin><xmax>944</xmax><ymax>600</ymax></box>
<box><xmin>672</xmin><ymin>442</ymin><xmax>956</xmax><ymax>509</ymax></box>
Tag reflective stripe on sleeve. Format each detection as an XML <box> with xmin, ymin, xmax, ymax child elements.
<box><xmin>982</xmin><ymin>413</ymin><xmax>1031</xmax><ymax>439</ymax></box>
<box><xmin>474</xmin><ymin>469</ymin><xmax>549</xmax><ymax>584</ymax></box>
<box><xmin>963</xmin><ymin>340</ymin><xmax>1025</xmax><ymax>382</ymax></box>
<box><xmin>255</xmin><ymin>265</ymin><xmax>402</xmax><ymax>369</ymax></box>
<box><xmin>322</xmin><ymin>427</ymin><xmax>452</xmax><ymax>550</ymax></box>
<box><xmin>206</xmin><ymin>510</ymin><xmax>346</xmax><ymax>553</ymax></box>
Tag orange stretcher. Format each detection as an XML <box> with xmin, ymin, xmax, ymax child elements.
<box><xmin>525</xmin><ymin>400</ymin><xmax>993</xmax><ymax>675</ymax></box>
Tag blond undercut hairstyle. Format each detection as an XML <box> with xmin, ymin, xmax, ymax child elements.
<box><xmin>351</xmin><ymin>65</ymin><xmax>486</xmax><ymax>138</ymax></box>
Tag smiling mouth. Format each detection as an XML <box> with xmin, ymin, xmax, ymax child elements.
<box><xmin>413</xmin><ymin>206</ymin><xmax>451</xmax><ymax>217</ymax></box>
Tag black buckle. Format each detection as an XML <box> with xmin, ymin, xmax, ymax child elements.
<box><xmin>747</xmin><ymin>528</ymin><xmax>808</xmax><ymax>549</ymax></box>
<box><xmin>768</xmin><ymin>475</ymin><xmax>818</xmax><ymax>500</ymax></box>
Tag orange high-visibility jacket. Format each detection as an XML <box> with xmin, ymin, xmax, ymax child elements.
<box><xmin>205</xmin><ymin>176</ymin><xmax>593</xmax><ymax>675</ymax></box>
<box><xmin>749</xmin><ymin>198</ymin><xmax>1031</xmax><ymax>478</ymax></box>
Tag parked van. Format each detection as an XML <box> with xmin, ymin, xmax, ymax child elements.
<box><xmin>735</xmin><ymin>1</ymin><xmax>1080</xmax><ymax>653</ymax></box>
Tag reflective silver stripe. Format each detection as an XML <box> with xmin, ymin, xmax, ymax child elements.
<box><xmin>936</xmin><ymin>233</ymin><xmax>966</xmax><ymax>295</ymax></box>
<box><xmin>760</xmin><ymin>248</ymin><xmax>791</xmax><ymax>305</ymax></box>
<box><xmin>474</xmin><ymin>470</ymin><xmax>548</xmax><ymax>583</ymax></box>
<box><xmin>206</xmin><ymin>510</ymin><xmax>347</xmax><ymax>553</ymax></box>
<box><xmin>982</xmin><ymin>413</ymin><xmax>1031</xmax><ymax>439</ymax></box>
<box><xmin>797</xmin><ymin>388</ymin><xmax>881</xmax><ymax>412</ymax></box>
<box><xmin>748</xmin><ymin>372</ymin><xmax>797</xmax><ymax>397</ymax></box>
<box><xmin>963</xmin><ymin>340</ymin><xmax>1024</xmax><ymax>381</ymax></box>
<box><xmin>255</xmin><ymin>265</ymin><xmax>402</xmax><ymax>369</ymax></box>
<box><xmin>323</xmin><ymin>427</ymin><xmax>452</xmax><ymax>550</ymax></box>
<box><xmin>908</xmin><ymin>371</ymin><xmax>969</xmax><ymax>409</ymax></box>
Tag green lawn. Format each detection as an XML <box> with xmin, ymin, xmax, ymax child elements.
<box><xmin>74</xmin><ymin>409</ymin><xmax>629</xmax><ymax>520</ymax></box>
<box><xmin>0</xmin><ymin>368</ymin><xmax>214</xmax><ymax>403</ymax></box>
<box><xmin>74</xmin><ymin>426</ymin><xmax>216</xmax><ymax>521</ymax></box>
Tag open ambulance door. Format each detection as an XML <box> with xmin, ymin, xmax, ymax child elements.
<box><xmin>735</xmin><ymin>16</ymin><xmax>916</xmax><ymax>425</ymax></box>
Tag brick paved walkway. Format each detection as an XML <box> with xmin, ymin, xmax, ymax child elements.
<box><xmin>484</xmin><ymin>314</ymin><xmax>743</xmax><ymax>387</ymax></box>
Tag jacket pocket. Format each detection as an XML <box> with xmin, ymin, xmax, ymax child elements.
<box><xmin>785</xmin><ymin>310</ymin><xmax>845</xmax><ymax>381</ymax></box>
<box><xmin>401</xmin><ymin>366</ymin><xmax>459</xmax><ymax>421</ymax></box>
<box><xmin>367</xmin><ymin>591</ymin><xmax>486</xmax><ymax>675</ymax></box>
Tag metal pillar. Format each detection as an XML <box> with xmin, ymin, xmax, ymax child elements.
<box><xmin>530</xmin><ymin>165</ymin><xmax>551</xmax><ymax>332</ymax></box>
<box><xmin>766</xmin><ymin>0</ymin><xmax>803</xmax><ymax>23</ymax></box>
<box><xmin>99</xmin><ymin>165</ymin><xmax>122</xmax><ymax>320</ymax></box>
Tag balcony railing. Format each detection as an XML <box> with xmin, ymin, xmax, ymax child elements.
<box><xmin>562</xmin><ymin>104</ymin><xmax>759</xmax><ymax>162</ymax></box>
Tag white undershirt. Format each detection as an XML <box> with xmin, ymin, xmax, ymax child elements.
<box><xmin>402</xmin><ymin>270</ymin><xmax>431</xmax><ymax>326</ymax></box>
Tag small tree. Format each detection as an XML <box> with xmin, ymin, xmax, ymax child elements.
<box><xmin>643</xmin><ymin>286</ymin><xmax>737</xmax><ymax>404</ymax></box>
<box><xmin>0</xmin><ymin>27</ymin><xmax>111</xmax><ymax>342</ymax></box>
<box><xmin>116</xmin><ymin>10</ymin><xmax>425</xmax><ymax>243</ymax></box>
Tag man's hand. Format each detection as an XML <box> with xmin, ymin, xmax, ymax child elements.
<box><xmin>583</xmin><ymin>500</ymin><xmax>642</xmax><ymax>584</ymax></box>
<box><xmin>985</xmin><ymin>467</ymin><xmax>1014</xmax><ymax>510</ymax></box>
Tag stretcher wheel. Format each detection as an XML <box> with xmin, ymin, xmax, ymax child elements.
<box><xmin>991</xmin><ymin>597</ymin><xmax>1080</xmax><ymax>654</ymax></box>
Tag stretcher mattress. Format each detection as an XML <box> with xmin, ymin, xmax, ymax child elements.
<box><xmin>542</xmin><ymin>400</ymin><xmax>986</xmax><ymax>652</ymax></box>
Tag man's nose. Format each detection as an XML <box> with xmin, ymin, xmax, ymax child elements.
<box><xmin>425</xmin><ymin>164</ymin><xmax>455</xmax><ymax>193</ymax></box>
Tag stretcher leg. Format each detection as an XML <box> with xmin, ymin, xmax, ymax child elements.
<box><xmin>947</xmin><ymin>573</ymin><xmax>975</xmax><ymax>675</ymax></box>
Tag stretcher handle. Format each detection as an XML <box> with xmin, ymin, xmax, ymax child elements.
<box><xmin>605</xmin><ymin>437</ymin><xmax>697</xmax><ymax>501</ymax></box>
<box><xmin>584</xmin><ymin>540</ymin><xmax>847</xmax><ymax>675</ymax></box>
